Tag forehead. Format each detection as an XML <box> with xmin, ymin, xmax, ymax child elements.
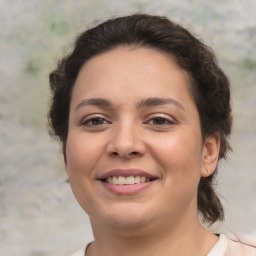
<box><xmin>71</xmin><ymin>46</ymin><xmax>194</xmax><ymax>109</ymax></box>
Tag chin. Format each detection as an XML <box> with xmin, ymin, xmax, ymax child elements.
<box><xmin>92</xmin><ymin>201</ymin><xmax>156</xmax><ymax>230</ymax></box>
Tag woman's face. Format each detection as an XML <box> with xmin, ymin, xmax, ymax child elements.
<box><xmin>65</xmin><ymin>47</ymin><xmax>218</xmax><ymax>231</ymax></box>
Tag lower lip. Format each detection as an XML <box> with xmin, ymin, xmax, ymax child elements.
<box><xmin>100</xmin><ymin>180</ymin><xmax>157</xmax><ymax>195</ymax></box>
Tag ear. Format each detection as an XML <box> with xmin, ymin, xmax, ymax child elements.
<box><xmin>64</xmin><ymin>158</ymin><xmax>70</xmax><ymax>177</ymax></box>
<box><xmin>201</xmin><ymin>133</ymin><xmax>220</xmax><ymax>178</ymax></box>
<box><xmin>64</xmin><ymin>161</ymin><xmax>71</xmax><ymax>183</ymax></box>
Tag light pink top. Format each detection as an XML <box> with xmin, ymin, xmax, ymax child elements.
<box><xmin>71</xmin><ymin>234</ymin><xmax>256</xmax><ymax>256</ymax></box>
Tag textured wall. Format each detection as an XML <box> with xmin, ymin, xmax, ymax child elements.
<box><xmin>0</xmin><ymin>0</ymin><xmax>255</xmax><ymax>255</ymax></box>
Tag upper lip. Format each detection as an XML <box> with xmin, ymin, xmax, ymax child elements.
<box><xmin>98</xmin><ymin>169</ymin><xmax>159</xmax><ymax>180</ymax></box>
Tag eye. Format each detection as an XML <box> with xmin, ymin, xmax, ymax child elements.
<box><xmin>150</xmin><ymin>117</ymin><xmax>170</xmax><ymax>125</ymax></box>
<box><xmin>146</xmin><ymin>115</ymin><xmax>176</xmax><ymax>126</ymax></box>
<box><xmin>80</xmin><ymin>115</ymin><xmax>110</xmax><ymax>127</ymax></box>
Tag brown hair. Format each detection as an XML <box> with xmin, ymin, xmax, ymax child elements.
<box><xmin>48</xmin><ymin>14</ymin><xmax>232</xmax><ymax>224</ymax></box>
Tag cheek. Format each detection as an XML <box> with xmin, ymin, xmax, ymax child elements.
<box><xmin>142</xmin><ymin>132</ymin><xmax>203</xmax><ymax>218</ymax></box>
<box><xmin>65</xmin><ymin>133</ymin><xmax>106</xmax><ymax>214</ymax></box>
<box><xmin>65</xmin><ymin>133</ymin><xmax>105</xmax><ymax>179</ymax></box>
<box><xmin>149</xmin><ymin>129</ymin><xmax>203</xmax><ymax>180</ymax></box>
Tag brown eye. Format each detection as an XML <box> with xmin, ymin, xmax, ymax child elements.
<box><xmin>81</xmin><ymin>117</ymin><xmax>109</xmax><ymax>126</ymax></box>
<box><xmin>149</xmin><ymin>117</ymin><xmax>174</xmax><ymax>125</ymax></box>
<box><xmin>90</xmin><ymin>118</ymin><xmax>105</xmax><ymax>125</ymax></box>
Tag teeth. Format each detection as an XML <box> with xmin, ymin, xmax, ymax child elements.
<box><xmin>126</xmin><ymin>176</ymin><xmax>135</xmax><ymax>184</ymax></box>
<box><xmin>105</xmin><ymin>176</ymin><xmax>154</xmax><ymax>185</ymax></box>
<box><xmin>117</xmin><ymin>176</ymin><xmax>126</xmax><ymax>185</ymax></box>
<box><xmin>134</xmin><ymin>176</ymin><xmax>140</xmax><ymax>184</ymax></box>
<box><xmin>108</xmin><ymin>177</ymin><xmax>113</xmax><ymax>184</ymax></box>
<box><xmin>112</xmin><ymin>176</ymin><xmax>118</xmax><ymax>184</ymax></box>
<box><xmin>140</xmin><ymin>176</ymin><xmax>146</xmax><ymax>183</ymax></box>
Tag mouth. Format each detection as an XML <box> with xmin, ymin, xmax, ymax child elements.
<box><xmin>98</xmin><ymin>169</ymin><xmax>158</xmax><ymax>194</ymax></box>
<box><xmin>102</xmin><ymin>176</ymin><xmax>157</xmax><ymax>185</ymax></box>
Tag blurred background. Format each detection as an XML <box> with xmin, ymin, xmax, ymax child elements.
<box><xmin>0</xmin><ymin>0</ymin><xmax>255</xmax><ymax>255</ymax></box>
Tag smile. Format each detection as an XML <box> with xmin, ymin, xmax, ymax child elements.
<box><xmin>98</xmin><ymin>169</ymin><xmax>158</xmax><ymax>194</ymax></box>
<box><xmin>104</xmin><ymin>176</ymin><xmax>157</xmax><ymax>185</ymax></box>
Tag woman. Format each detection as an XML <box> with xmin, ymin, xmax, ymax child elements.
<box><xmin>48</xmin><ymin>14</ymin><xmax>255</xmax><ymax>256</ymax></box>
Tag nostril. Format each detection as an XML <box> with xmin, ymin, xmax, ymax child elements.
<box><xmin>110</xmin><ymin>151</ymin><xmax>139</xmax><ymax>158</ymax></box>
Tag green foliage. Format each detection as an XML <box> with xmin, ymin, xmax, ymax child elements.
<box><xmin>26</xmin><ymin>57</ymin><xmax>40</xmax><ymax>74</ymax></box>
<box><xmin>243</xmin><ymin>58</ymin><xmax>256</xmax><ymax>71</ymax></box>
<box><xmin>50</xmin><ymin>20</ymin><xmax>68</xmax><ymax>35</ymax></box>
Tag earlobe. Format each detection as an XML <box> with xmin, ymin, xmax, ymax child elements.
<box><xmin>64</xmin><ymin>163</ymin><xmax>71</xmax><ymax>183</ymax></box>
<box><xmin>65</xmin><ymin>161</ymin><xmax>70</xmax><ymax>176</ymax></box>
<box><xmin>201</xmin><ymin>133</ymin><xmax>220</xmax><ymax>178</ymax></box>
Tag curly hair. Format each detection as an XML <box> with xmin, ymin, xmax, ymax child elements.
<box><xmin>48</xmin><ymin>14</ymin><xmax>232</xmax><ymax>224</ymax></box>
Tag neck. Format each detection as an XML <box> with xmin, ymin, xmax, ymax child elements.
<box><xmin>87</xmin><ymin>213</ymin><xmax>218</xmax><ymax>256</ymax></box>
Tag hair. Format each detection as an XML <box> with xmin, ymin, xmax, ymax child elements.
<box><xmin>48</xmin><ymin>14</ymin><xmax>232</xmax><ymax>224</ymax></box>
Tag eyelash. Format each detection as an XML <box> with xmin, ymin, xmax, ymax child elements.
<box><xmin>80</xmin><ymin>114</ymin><xmax>111</xmax><ymax>127</ymax></box>
<box><xmin>145</xmin><ymin>115</ymin><xmax>176</xmax><ymax>127</ymax></box>
<box><xmin>80</xmin><ymin>114</ymin><xmax>176</xmax><ymax>128</ymax></box>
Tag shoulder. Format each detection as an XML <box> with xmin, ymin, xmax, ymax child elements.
<box><xmin>71</xmin><ymin>246</ymin><xmax>87</xmax><ymax>256</ymax></box>
<box><xmin>225</xmin><ymin>236</ymin><xmax>256</xmax><ymax>256</ymax></box>
<box><xmin>71</xmin><ymin>242</ymin><xmax>93</xmax><ymax>256</ymax></box>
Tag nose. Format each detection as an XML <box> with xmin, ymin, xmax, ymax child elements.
<box><xmin>106</xmin><ymin>122</ymin><xmax>146</xmax><ymax>159</ymax></box>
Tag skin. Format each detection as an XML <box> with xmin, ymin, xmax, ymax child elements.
<box><xmin>65</xmin><ymin>47</ymin><xmax>220</xmax><ymax>256</ymax></box>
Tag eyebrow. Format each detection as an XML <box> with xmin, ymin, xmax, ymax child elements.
<box><xmin>75</xmin><ymin>98</ymin><xmax>113</xmax><ymax>111</ymax></box>
<box><xmin>75</xmin><ymin>97</ymin><xmax>185</xmax><ymax>111</ymax></box>
<box><xmin>137</xmin><ymin>97</ymin><xmax>185</xmax><ymax>110</ymax></box>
